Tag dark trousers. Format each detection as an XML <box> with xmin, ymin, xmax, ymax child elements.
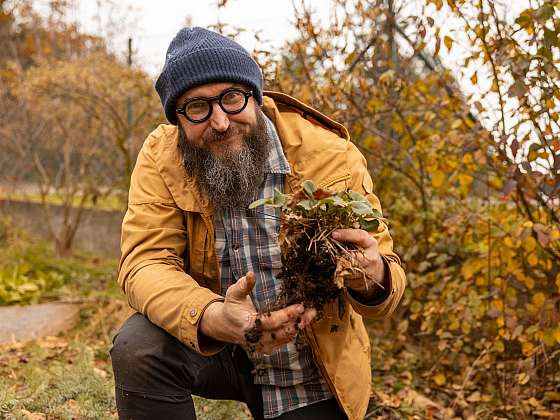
<box><xmin>110</xmin><ymin>313</ymin><xmax>347</xmax><ymax>420</ymax></box>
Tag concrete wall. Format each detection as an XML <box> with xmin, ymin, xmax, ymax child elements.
<box><xmin>0</xmin><ymin>199</ymin><xmax>124</xmax><ymax>257</ymax></box>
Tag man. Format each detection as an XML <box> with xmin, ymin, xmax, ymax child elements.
<box><xmin>111</xmin><ymin>27</ymin><xmax>406</xmax><ymax>420</ymax></box>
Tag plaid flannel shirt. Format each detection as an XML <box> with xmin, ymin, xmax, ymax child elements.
<box><xmin>214</xmin><ymin>115</ymin><xmax>332</xmax><ymax>418</ymax></box>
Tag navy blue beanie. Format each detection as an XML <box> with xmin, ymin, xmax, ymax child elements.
<box><xmin>155</xmin><ymin>27</ymin><xmax>264</xmax><ymax>125</ymax></box>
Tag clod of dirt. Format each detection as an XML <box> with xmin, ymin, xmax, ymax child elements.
<box><xmin>244</xmin><ymin>317</ymin><xmax>263</xmax><ymax>347</ymax></box>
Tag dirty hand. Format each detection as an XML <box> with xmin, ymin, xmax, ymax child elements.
<box><xmin>332</xmin><ymin>228</ymin><xmax>387</xmax><ymax>300</ymax></box>
<box><xmin>200</xmin><ymin>272</ymin><xmax>316</xmax><ymax>353</ymax></box>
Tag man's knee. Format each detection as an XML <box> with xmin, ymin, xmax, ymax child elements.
<box><xmin>110</xmin><ymin>312</ymin><xmax>190</xmax><ymax>392</ymax></box>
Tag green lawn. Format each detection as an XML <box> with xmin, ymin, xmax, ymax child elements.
<box><xmin>1</xmin><ymin>191</ymin><xmax>126</xmax><ymax>212</ymax></box>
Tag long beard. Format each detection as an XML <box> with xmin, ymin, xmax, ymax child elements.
<box><xmin>178</xmin><ymin>109</ymin><xmax>271</xmax><ymax>210</ymax></box>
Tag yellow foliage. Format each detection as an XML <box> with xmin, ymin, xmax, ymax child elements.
<box><xmin>522</xmin><ymin>341</ymin><xmax>534</xmax><ymax>356</ymax></box>
<box><xmin>444</xmin><ymin>35</ymin><xmax>454</xmax><ymax>51</ymax></box>
<box><xmin>523</xmin><ymin>237</ymin><xmax>537</xmax><ymax>252</ymax></box>
<box><xmin>543</xmin><ymin>329</ymin><xmax>557</xmax><ymax>346</ymax></box>
<box><xmin>554</xmin><ymin>328</ymin><xmax>560</xmax><ymax>344</ymax></box>
<box><xmin>532</xmin><ymin>292</ymin><xmax>545</xmax><ymax>306</ymax></box>
<box><xmin>433</xmin><ymin>372</ymin><xmax>446</xmax><ymax>386</ymax></box>
<box><xmin>470</xmin><ymin>71</ymin><xmax>478</xmax><ymax>85</ymax></box>
<box><xmin>431</xmin><ymin>170</ymin><xmax>446</xmax><ymax>188</ymax></box>
<box><xmin>527</xmin><ymin>253</ymin><xmax>538</xmax><ymax>267</ymax></box>
<box><xmin>459</xmin><ymin>174</ymin><xmax>473</xmax><ymax>188</ymax></box>
<box><xmin>526</xmin><ymin>303</ymin><xmax>537</xmax><ymax>314</ymax></box>
<box><xmin>494</xmin><ymin>340</ymin><xmax>505</xmax><ymax>352</ymax></box>
<box><xmin>527</xmin><ymin>150</ymin><xmax>538</xmax><ymax>162</ymax></box>
<box><xmin>451</xmin><ymin>119</ymin><xmax>463</xmax><ymax>129</ymax></box>
<box><xmin>462</xmin><ymin>260</ymin><xmax>479</xmax><ymax>279</ymax></box>
<box><xmin>517</xmin><ymin>372</ymin><xmax>530</xmax><ymax>385</ymax></box>
<box><xmin>504</xmin><ymin>237</ymin><xmax>519</xmax><ymax>248</ymax></box>
<box><xmin>523</xmin><ymin>276</ymin><xmax>535</xmax><ymax>290</ymax></box>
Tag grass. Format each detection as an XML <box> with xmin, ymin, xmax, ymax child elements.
<box><xmin>0</xmin><ymin>191</ymin><xmax>126</xmax><ymax>212</ymax></box>
<box><xmin>0</xmin><ymin>225</ymin><xmax>251</xmax><ymax>419</ymax></box>
<box><xmin>0</xmin><ymin>295</ymin><xmax>252</xmax><ymax>419</ymax></box>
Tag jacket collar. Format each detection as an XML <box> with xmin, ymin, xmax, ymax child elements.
<box><xmin>155</xmin><ymin>91</ymin><xmax>350</xmax><ymax>215</ymax></box>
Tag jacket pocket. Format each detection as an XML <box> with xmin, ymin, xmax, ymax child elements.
<box><xmin>319</xmin><ymin>172</ymin><xmax>351</xmax><ymax>191</ymax></box>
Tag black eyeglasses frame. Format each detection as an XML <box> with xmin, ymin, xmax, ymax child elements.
<box><xmin>175</xmin><ymin>87</ymin><xmax>253</xmax><ymax>124</ymax></box>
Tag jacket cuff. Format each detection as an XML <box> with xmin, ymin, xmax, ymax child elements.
<box><xmin>347</xmin><ymin>255</ymin><xmax>391</xmax><ymax>305</ymax></box>
<box><xmin>346</xmin><ymin>255</ymin><xmax>399</xmax><ymax>317</ymax></box>
<box><xmin>179</xmin><ymin>290</ymin><xmax>226</xmax><ymax>355</ymax></box>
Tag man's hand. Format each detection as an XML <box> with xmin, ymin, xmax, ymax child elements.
<box><xmin>332</xmin><ymin>228</ymin><xmax>388</xmax><ymax>300</ymax></box>
<box><xmin>200</xmin><ymin>272</ymin><xmax>316</xmax><ymax>353</ymax></box>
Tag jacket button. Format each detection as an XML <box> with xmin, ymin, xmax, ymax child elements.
<box><xmin>189</xmin><ymin>308</ymin><xmax>197</xmax><ymax>317</ymax></box>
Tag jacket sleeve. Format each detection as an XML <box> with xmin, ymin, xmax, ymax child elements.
<box><xmin>118</xmin><ymin>137</ymin><xmax>224</xmax><ymax>355</ymax></box>
<box><xmin>343</xmin><ymin>141</ymin><xmax>406</xmax><ymax>319</ymax></box>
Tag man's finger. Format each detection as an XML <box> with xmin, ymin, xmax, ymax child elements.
<box><xmin>298</xmin><ymin>308</ymin><xmax>317</xmax><ymax>329</ymax></box>
<box><xmin>228</xmin><ymin>272</ymin><xmax>256</xmax><ymax>300</ymax></box>
<box><xmin>259</xmin><ymin>303</ymin><xmax>304</xmax><ymax>330</ymax></box>
<box><xmin>264</xmin><ymin>308</ymin><xmax>317</xmax><ymax>342</ymax></box>
<box><xmin>259</xmin><ymin>325</ymin><xmax>298</xmax><ymax>348</ymax></box>
<box><xmin>332</xmin><ymin>229</ymin><xmax>377</xmax><ymax>249</ymax></box>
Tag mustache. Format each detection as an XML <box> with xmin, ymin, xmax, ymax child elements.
<box><xmin>203</xmin><ymin>124</ymin><xmax>244</xmax><ymax>143</ymax></box>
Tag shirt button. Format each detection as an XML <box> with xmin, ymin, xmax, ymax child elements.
<box><xmin>189</xmin><ymin>308</ymin><xmax>197</xmax><ymax>317</ymax></box>
<box><xmin>232</xmin><ymin>243</ymin><xmax>239</xmax><ymax>251</ymax></box>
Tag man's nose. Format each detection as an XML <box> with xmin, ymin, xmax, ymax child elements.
<box><xmin>209</xmin><ymin>102</ymin><xmax>230</xmax><ymax>132</ymax></box>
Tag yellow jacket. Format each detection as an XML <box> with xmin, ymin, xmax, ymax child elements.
<box><xmin>118</xmin><ymin>91</ymin><xmax>406</xmax><ymax>420</ymax></box>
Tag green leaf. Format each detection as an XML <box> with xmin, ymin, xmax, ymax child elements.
<box><xmin>370</xmin><ymin>208</ymin><xmax>383</xmax><ymax>218</ymax></box>
<box><xmin>250</xmin><ymin>189</ymin><xmax>290</xmax><ymax>208</ymax></box>
<box><xmin>327</xmin><ymin>195</ymin><xmax>347</xmax><ymax>207</ymax></box>
<box><xmin>302</xmin><ymin>180</ymin><xmax>317</xmax><ymax>198</ymax></box>
<box><xmin>248</xmin><ymin>198</ymin><xmax>273</xmax><ymax>209</ymax></box>
<box><xmin>272</xmin><ymin>189</ymin><xmax>289</xmax><ymax>206</ymax></box>
<box><xmin>297</xmin><ymin>199</ymin><xmax>313</xmax><ymax>210</ymax></box>
<box><xmin>346</xmin><ymin>190</ymin><xmax>369</xmax><ymax>203</ymax></box>
<box><xmin>360</xmin><ymin>218</ymin><xmax>380</xmax><ymax>232</ymax></box>
<box><xmin>349</xmin><ymin>200</ymin><xmax>373</xmax><ymax>215</ymax></box>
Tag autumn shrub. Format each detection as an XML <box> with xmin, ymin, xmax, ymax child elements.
<box><xmin>266</xmin><ymin>0</ymin><xmax>560</xmax><ymax>414</ymax></box>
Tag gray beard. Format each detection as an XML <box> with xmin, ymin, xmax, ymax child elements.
<box><xmin>178</xmin><ymin>109</ymin><xmax>271</xmax><ymax>210</ymax></box>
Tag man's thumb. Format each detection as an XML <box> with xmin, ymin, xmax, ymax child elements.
<box><xmin>231</xmin><ymin>272</ymin><xmax>255</xmax><ymax>298</ymax></box>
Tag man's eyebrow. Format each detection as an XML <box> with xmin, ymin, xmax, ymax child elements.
<box><xmin>181</xmin><ymin>84</ymin><xmax>246</xmax><ymax>102</ymax></box>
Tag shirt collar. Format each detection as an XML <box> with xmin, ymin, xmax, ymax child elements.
<box><xmin>263</xmin><ymin>114</ymin><xmax>291</xmax><ymax>175</ymax></box>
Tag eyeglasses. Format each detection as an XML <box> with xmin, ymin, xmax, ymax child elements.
<box><xmin>176</xmin><ymin>88</ymin><xmax>253</xmax><ymax>123</ymax></box>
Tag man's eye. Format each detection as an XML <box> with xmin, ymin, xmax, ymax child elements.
<box><xmin>222</xmin><ymin>91</ymin><xmax>243</xmax><ymax>106</ymax></box>
<box><xmin>186</xmin><ymin>101</ymin><xmax>209</xmax><ymax>114</ymax></box>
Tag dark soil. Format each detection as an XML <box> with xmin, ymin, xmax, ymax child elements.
<box><xmin>275</xmin><ymin>225</ymin><xmax>344</xmax><ymax>319</ymax></box>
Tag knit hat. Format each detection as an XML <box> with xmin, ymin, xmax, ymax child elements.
<box><xmin>155</xmin><ymin>27</ymin><xmax>264</xmax><ymax>125</ymax></box>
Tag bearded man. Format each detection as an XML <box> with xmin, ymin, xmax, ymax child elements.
<box><xmin>111</xmin><ymin>27</ymin><xmax>406</xmax><ymax>420</ymax></box>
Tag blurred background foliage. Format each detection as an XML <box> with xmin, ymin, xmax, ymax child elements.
<box><xmin>0</xmin><ymin>0</ymin><xmax>559</xmax><ymax>418</ymax></box>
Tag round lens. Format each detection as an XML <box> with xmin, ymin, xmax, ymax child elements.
<box><xmin>221</xmin><ymin>91</ymin><xmax>245</xmax><ymax>112</ymax></box>
<box><xmin>185</xmin><ymin>100</ymin><xmax>210</xmax><ymax>121</ymax></box>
